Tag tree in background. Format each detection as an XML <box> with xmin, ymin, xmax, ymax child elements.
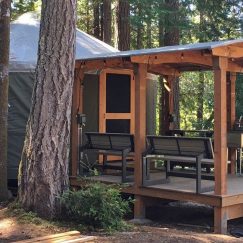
<box><xmin>12</xmin><ymin>0</ymin><xmax>40</xmax><ymax>19</ymax></box>
<box><xmin>18</xmin><ymin>0</ymin><xmax>77</xmax><ymax>218</ymax></box>
<box><xmin>179</xmin><ymin>0</ymin><xmax>242</xmax><ymax>130</ymax></box>
<box><xmin>0</xmin><ymin>0</ymin><xmax>11</xmax><ymax>201</ymax></box>
<box><xmin>164</xmin><ymin>0</ymin><xmax>180</xmax><ymax>130</ymax></box>
<box><xmin>157</xmin><ymin>0</ymin><xmax>180</xmax><ymax>133</ymax></box>
<box><xmin>103</xmin><ymin>0</ymin><xmax>112</xmax><ymax>44</ymax></box>
<box><xmin>77</xmin><ymin>0</ymin><xmax>92</xmax><ymax>34</ymax></box>
<box><xmin>93</xmin><ymin>0</ymin><xmax>100</xmax><ymax>39</ymax></box>
<box><xmin>116</xmin><ymin>0</ymin><xmax>130</xmax><ymax>50</ymax></box>
<box><xmin>10</xmin><ymin>0</ymin><xmax>243</xmax><ymax>132</ymax></box>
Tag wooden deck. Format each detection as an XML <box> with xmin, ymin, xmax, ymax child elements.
<box><xmin>73</xmin><ymin>172</ymin><xmax>243</xmax><ymax>196</ymax></box>
<box><xmin>70</xmin><ymin>168</ymin><xmax>243</xmax><ymax>233</ymax></box>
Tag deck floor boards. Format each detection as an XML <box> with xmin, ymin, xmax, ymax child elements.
<box><xmin>85</xmin><ymin>171</ymin><xmax>243</xmax><ymax>196</ymax></box>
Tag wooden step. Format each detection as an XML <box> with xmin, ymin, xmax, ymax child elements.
<box><xmin>15</xmin><ymin>231</ymin><xmax>96</xmax><ymax>243</ymax></box>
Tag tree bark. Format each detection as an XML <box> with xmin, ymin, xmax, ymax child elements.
<box><xmin>196</xmin><ymin>8</ymin><xmax>206</xmax><ymax>128</ymax></box>
<box><xmin>93</xmin><ymin>0</ymin><xmax>100</xmax><ymax>39</ymax></box>
<box><xmin>100</xmin><ymin>3</ymin><xmax>104</xmax><ymax>41</ymax></box>
<box><xmin>18</xmin><ymin>0</ymin><xmax>77</xmax><ymax>218</ymax></box>
<box><xmin>164</xmin><ymin>0</ymin><xmax>180</xmax><ymax>46</ymax></box>
<box><xmin>197</xmin><ymin>72</ymin><xmax>204</xmax><ymax>128</ymax></box>
<box><xmin>159</xmin><ymin>0</ymin><xmax>181</xmax><ymax>132</ymax></box>
<box><xmin>146</xmin><ymin>2</ymin><xmax>152</xmax><ymax>48</ymax></box>
<box><xmin>164</xmin><ymin>0</ymin><xmax>180</xmax><ymax>129</ymax></box>
<box><xmin>0</xmin><ymin>0</ymin><xmax>11</xmax><ymax>201</ymax></box>
<box><xmin>86</xmin><ymin>0</ymin><xmax>91</xmax><ymax>34</ymax></box>
<box><xmin>158</xmin><ymin>1</ymin><xmax>165</xmax><ymax>135</ymax></box>
<box><xmin>114</xmin><ymin>0</ymin><xmax>119</xmax><ymax>49</ymax></box>
<box><xmin>136</xmin><ymin>2</ymin><xmax>143</xmax><ymax>49</ymax></box>
<box><xmin>103</xmin><ymin>0</ymin><xmax>111</xmax><ymax>44</ymax></box>
<box><xmin>116</xmin><ymin>0</ymin><xmax>130</xmax><ymax>50</ymax></box>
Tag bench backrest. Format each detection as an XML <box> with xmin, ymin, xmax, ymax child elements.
<box><xmin>85</xmin><ymin>132</ymin><xmax>134</xmax><ymax>152</ymax></box>
<box><xmin>146</xmin><ymin>136</ymin><xmax>214</xmax><ymax>159</ymax></box>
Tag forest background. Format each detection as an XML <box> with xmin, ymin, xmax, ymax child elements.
<box><xmin>11</xmin><ymin>0</ymin><xmax>243</xmax><ymax>132</ymax></box>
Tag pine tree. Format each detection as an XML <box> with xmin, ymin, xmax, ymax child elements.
<box><xmin>0</xmin><ymin>0</ymin><xmax>11</xmax><ymax>201</ymax></box>
<box><xmin>18</xmin><ymin>0</ymin><xmax>77</xmax><ymax>218</ymax></box>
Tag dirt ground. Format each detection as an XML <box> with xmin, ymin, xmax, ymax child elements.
<box><xmin>1</xmin><ymin>201</ymin><xmax>243</xmax><ymax>243</ymax></box>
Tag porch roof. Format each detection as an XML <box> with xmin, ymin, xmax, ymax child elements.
<box><xmin>76</xmin><ymin>39</ymin><xmax>243</xmax><ymax>74</ymax></box>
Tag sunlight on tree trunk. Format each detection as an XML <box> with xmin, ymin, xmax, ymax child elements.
<box><xmin>0</xmin><ymin>0</ymin><xmax>11</xmax><ymax>201</ymax></box>
<box><xmin>18</xmin><ymin>0</ymin><xmax>77</xmax><ymax>218</ymax></box>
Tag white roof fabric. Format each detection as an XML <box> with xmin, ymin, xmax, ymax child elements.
<box><xmin>10</xmin><ymin>12</ymin><xmax>118</xmax><ymax>71</ymax></box>
<box><xmin>76</xmin><ymin>39</ymin><xmax>243</xmax><ymax>62</ymax></box>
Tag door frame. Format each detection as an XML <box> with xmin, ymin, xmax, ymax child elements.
<box><xmin>99</xmin><ymin>68</ymin><xmax>135</xmax><ymax>134</ymax></box>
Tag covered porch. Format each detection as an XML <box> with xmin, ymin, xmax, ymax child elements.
<box><xmin>71</xmin><ymin>39</ymin><xmax>243</xmax><ymax>234</ymax></box>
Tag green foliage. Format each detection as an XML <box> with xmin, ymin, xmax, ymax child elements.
<box><xmin>60</xmin><ymin>182</ymin><xmax>132</xmax><ymax>231</ymax></box>
<box><xmin>180</xmin><ymin>71</ymin><xmax>214</xmax><ymax>130</ymax></box>
<box><xmin>11</xmin><ymin>0</ymin><xmax>41</xmax><ymax>20</ymax></box>
<box><xmin>7</xmin><ymin>201</ymin><xmax>48</xmax><ymax>225</ymax></box>
<box><xmin>181</xmin><ymin>0</ymin><xmax>242</xmax><ymax>42</ymax></box>
<box><xmin>77</xmin><ymin>0</ymin><xmax>94</xmax><ymax>34</ymax></box>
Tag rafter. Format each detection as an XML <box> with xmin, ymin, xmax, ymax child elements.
<box><xmin>131</xmin><ymin>51</ymin><xmax>213</xmax><ymax>67</ymax></box>
<box><xmin>148</xmin><ymin>64</ymin><xmax>180</xmax><ymax>76</ymax></box>
<box><xmin>75</xmin><ymin>58</ymin><xmax>133</xmax><ymax>72</ymax></box>
<box><xmin>212</xmin><ymin>46</ymin><xmax>243</xmax><ymax>59</ymax></box>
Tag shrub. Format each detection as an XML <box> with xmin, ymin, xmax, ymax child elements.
<box><xmin>60</xmin><ymin>182</ymin><xmax>131</xmax><ymax>230</ymax></box>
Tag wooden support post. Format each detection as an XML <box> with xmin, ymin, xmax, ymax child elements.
<box><xmin>133</xmin><ymin>63</ymin><xmax>148</xmax><ymax>219</ymax></box>
<box><xmin>214</xmin><ymin>207</ymin><xmax>228</xmax><ymax>234</ymax></box>
<box><xmin>71</xmin><ymin>67</ymin><xmax>84</xmax><ymax>177</ymax></box>
<box><xmin>213</xmin><ymin>57</ymin><xmax>228</xmax><ymax>196</ymax></box>
<box><xmin>227</xmin><ymin>72</ymin><xmax>236</xmax><ymax>174</ymax></box>
<box><xmin>134</xmin><ymin>195</ymin><xmax>146</xmax><ymax>219</ymax></box>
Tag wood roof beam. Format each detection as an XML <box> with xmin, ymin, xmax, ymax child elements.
<box><xmin>131</xmin><ymin>51</ymin><xmax>213</xmax><ymax>67</ymax></box>
<box><xmin>212</xmin><ymin>46</ymin><xmax>243</xmax><ymax>59</ymax></box>
<box><xmin>227</xmin><ymin>60</ymin><xmax>243</xmax><ymax>73</ymax></box>
<box><xmin>148</xmin><ymin>65</ymin><xmax>180</xmax><ymax>76</ymax></box>
<box><xmin>75</xmin><ymin>58</ymin><xmax>133</xmax><ymax>71</ymax></box>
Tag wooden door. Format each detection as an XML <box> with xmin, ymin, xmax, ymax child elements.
<box><xmin>99</xmin><ymin>68</ymin><xmax>135</xmax><ymax>134</ymax></box>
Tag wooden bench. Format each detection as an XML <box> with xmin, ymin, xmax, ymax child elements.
<box><xmin>82</xmin><ymin>132</ymin><xmax>135</xmax><ymax>182</ymax></box>
<box><xmin>142</xmin><ymin>136</ymin><xmax>215</xmax><ymax>193</ymax></box>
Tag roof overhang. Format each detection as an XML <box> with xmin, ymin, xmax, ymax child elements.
<box><xmin>75</xmin><ymin>39</ymin><xmax>243</xmax><ymax>75</ymax></box>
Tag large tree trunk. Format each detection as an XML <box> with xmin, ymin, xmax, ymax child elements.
<box><xmin>136</xmin><ymin>2</ymin><xmax>143</xmax><ymax>49</ymax></box>
<box><xmin>113</xmin><ymin>0</ymin><xmax>119</xmax><ymax>49</ymax></box>
<box><xmin>86</xmin><ymin>0</ymin><xmax>91</xmax><ymax>34</ymax></box>
<box><xmin>0</xmin><ymin>0</ymin><xmax>11</xmax><ymax>201</ymax></box>
<box><xmin>93</xmin><ymin>0</ymin><xmax>100</xmax><ymax>39</ymax></box>
<box><xmin>196</xmin><ymin>9</ymin><xmax>206</xmax><ymax>128</ymax></box>
<box><xmin>116</xmin><ymin>0</ymin><xmax>130</xmax><ymax>50</ymax></box>
<box><xmin>158</xmin><ymin>1</ymin><xmax>165</xmax><ymax>135</ymax></box>
<box><xmin>18</xmin><ymin>0</ymin><xmax>77</xmax><ymax>218</ymax></box>
<box><xmin>197</xmin><ymin>72</ymin><xmax>204</xmax><ymax>129</ymax></box>
<box><xmin>164</xmin><ymin>0</ymin><xmax>180</xmax><ymax>129</ymax></box>
<box><xmin>100</xmin><ymin>3</ymin><xmax>104</xmax><ymax>41</ymax></box>
<box><xmin>146</xmin><ymin>2</ymin><xmax>152</xmax><ymax>48</ymax></box>
<box><xmin>103</xmin><ymin>0</ymin><xmax>111</xmax><ymax>44</ymax></box>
